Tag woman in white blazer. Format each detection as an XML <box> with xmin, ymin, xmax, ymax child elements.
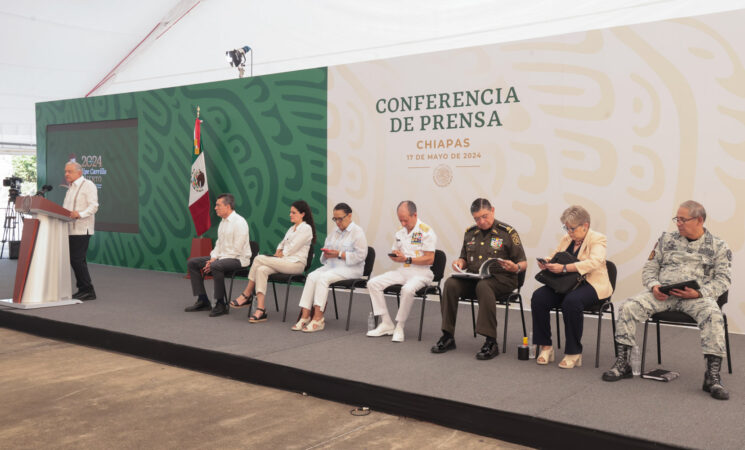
<box><xmin>232</xmin><ymin>200</ymin><xmax>316</xmax><ymax>323</ymax></box>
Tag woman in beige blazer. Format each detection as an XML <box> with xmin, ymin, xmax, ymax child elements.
<box><xmin>531</xmin><ymin>205</ymin><xmax>612</xmax><ymax>368</ymax></box>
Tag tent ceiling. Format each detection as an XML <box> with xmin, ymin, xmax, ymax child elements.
<box><xmin>1</xmin><ymin>0</ymin><xmax>743</xmax><ymax>154</ymax></box>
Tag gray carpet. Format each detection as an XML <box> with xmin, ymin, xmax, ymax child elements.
<box><xmin>1</xmin><ymin>260</ymin><xmax>742</xmax><ymax>449</ymax></box>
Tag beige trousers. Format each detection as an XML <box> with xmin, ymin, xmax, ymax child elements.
<box><xmin>248</xmin><ymin>255</ymin><xmax>305</xmax><ymax>295</ymax></box>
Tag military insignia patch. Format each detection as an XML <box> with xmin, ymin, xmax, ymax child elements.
<box><xmin>511</xmin><ymin>233</ymin><xmax>521</xmax><ymax>246</ymax></box>
<box><xmin>491</xmin><ymin>237</ymin><xmax>503</xmax><ymax>249</ymax></box>
<box><xmin>411</xmin><ymin>232</ymin><xmax>423</xmax><ymax>244</ymax></box>
<box><xmin>648</xmin><ymin>242</ymin><xmax>657</xmax><ymax>260</ymax></box>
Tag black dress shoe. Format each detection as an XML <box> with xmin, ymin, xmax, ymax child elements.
<box><xmin>476</xmin><ymin>340</ymin><xmax>499</xmax><ymax>360</ymax></box>
<box><xmin>185</xmin><ymin>299</ymin><xmax>211</xmax><ymax>312</ymax></box>
<box><xmin>72</xmin><ymin>290</ymin><xmax>83</xmax><ymax>299</ymax></box>
<box><xmin>431</xmin><ymin>335</ymin><xmax>456</xmax><ymax>354</ymax></box>
<box><xmin>77</xmin><ymin>290</ymin><xmax>96</xmax><ymax>301</ymax></box>
<box><xmin>209</xmin><ymin>300</ymin><xmax>228</xmax><ymax>317</ymax></box>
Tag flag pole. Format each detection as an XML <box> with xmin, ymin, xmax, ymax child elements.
<box><xmin>186</xmin><ymin>104</ymin><xmax>212</xmax><ymax>277</ymax></box>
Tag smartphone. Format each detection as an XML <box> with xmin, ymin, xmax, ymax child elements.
<box><xmin>536</xmin><ymin>257</ymin><xmax>547</xmax><ymax>264</ymax></box>
<box><xmin>388</xmin><ymin>252</ymin><xmax>397</xmax><ymax>257</ymax></box>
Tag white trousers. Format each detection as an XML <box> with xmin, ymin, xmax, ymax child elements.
<box><xmin>248</xmin><ymin>255</ymin><xmax>305</xmax><ymax>295</ymax></box>
<box><xmin>298</xmin><ymin>266</ymin><xmax>360</xmax><ymax>310</ymax></box>
<box><xmin>367</xmin><ymin>268</ymin><xmax>434</xmax><ymax>323</ymax></box>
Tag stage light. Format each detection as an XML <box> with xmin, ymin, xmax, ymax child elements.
<box><xmin>225</xmin><ymin>45</ymin><xmax>252</xmax><ymax>78</ymax></box>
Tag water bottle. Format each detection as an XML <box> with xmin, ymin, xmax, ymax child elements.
<box><xmin>367</xmin><ymin>312</ymin><xmax>376</xmax><ymax>331</ymax></box>
<box><xmin>528</xmin><ymin>331</ymin><xmax>536</xmax><ymax>359</ymax></box>
<box><xmin>631</xmin><ymin>344</ymin><xmax>641</xmax><ymax>376</ymax></box>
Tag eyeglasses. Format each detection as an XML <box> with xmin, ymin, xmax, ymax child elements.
<box><xmin>331</xmin><ymin>214</ymin><xmax>349</xmax><ymax>223</ymax></box>
<box><xmin>562</xmin><ymin>224</ymin><xmax>581</xmax><ymax>233</ymax></box>
<box><xmin>672</xmin><ymin>216</ymin><xmax>696</xmax><ymax>224</ymax></box>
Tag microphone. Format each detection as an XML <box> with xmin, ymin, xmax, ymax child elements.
<box><xmin>35</xmin><ymin>185</ymin><xmax>53</xmax><ymax>197</ymax></box>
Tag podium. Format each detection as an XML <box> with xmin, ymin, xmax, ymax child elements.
<box><xmin>0</xmin><ymin>196</ymin><xmax>81</xmax><ymax>309</ymax></box>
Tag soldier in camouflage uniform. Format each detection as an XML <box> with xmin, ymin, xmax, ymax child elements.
<box><xmin>603</xmin><ymin>200</ymin><xmax>731</xmax><ymax>400</ymax></box>
<box><xmin>431</xmin><ymin>198</ymin><xmax>526</xmax><ymax>360</ymax></box>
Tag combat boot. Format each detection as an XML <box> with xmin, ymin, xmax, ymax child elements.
<box><xmin>703</xmin><ymin>355</ymin><xmax>729</xmax><ymax>400</ymax></box>
<box><xmin>602</xmin><ymin>342</ymin><xmax>632</xmax><ymax>381</ymax></box>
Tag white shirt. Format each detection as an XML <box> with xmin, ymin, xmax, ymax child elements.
<box><xmin>392</xmin><ymin>219</ymin><xmax>437</xmax><ymax>271</ymax></box>
<box><xmin>277</xmin><ymin>221</ymin><xmax>313</xmax><ymax>264</ymax></box>
<box><xmin>210</xmin><ymin>210</ymin><xmax>252</xmax><ymax>266</ymax></box>
<box><xmin>63</xmin><ymin>176</ymin><xmax>99</xmax><ymax>235</ymax></box>
<box><xmin>320</xmin><ymin>221</ymin><xmax>368</xmax><ymax>272</ymax></box>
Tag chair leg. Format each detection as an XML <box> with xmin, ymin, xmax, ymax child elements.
<box><xmin>502</xmin><ymin>301</ymin><xmax>509</xmax><ymax>353</ymax></box>
<box><xmin>331</xmin><ymin>287</ymin><xmax>340</xmax><ymax>320</ymax></box>
<box><xmin>656</xmin><ymin>321</ymin><xmax>662</xmax><ymax>364</ymax></box>
<box><xmin>418</xmin><ymin>295</ymin><xmax>426</xmax><ymax>341</ymax></box>
<box><xmin>227</xmin><ymin>275</ymin><xmax>235</xmax><ymax>312</ymax></box>
<box><xmin>345</xmin><ymin>289</ymin><xmax>355</xmax><ymax>326</ymax></box>
<box><xmin>595</xmin><ymin>309</ymin><xmax>603</xmax><ymax>368</ymax></box>
<box><xmin>641</xmin><ymin>320</ymin><xmax>649</xmax><ymax>374</ymax></box>
<box><xmin>470</xmin><ymin>298</ymin><xmax>477</xmax><ymax>338</ymax></box>
<box><xmin>610</xmin><ymin>305</ymin><xmax>617</xmax><ymax>356</ymax></box>
<box><xmin>518</xmin><ymin>296</ymin><xmax>527</xmax><ymax>337</ymax></box>
<box><xmin>345</xmin><ymin>287</ymin><xmax>354</xmax><ymax>331</ymax></box>
<box><xmin>282</xmin><ymin>281</ymin><xmax>292</xmax><ymax>322</ymax></box>
<box><xmin>271</xmin><ymin>282</ymin><xmax>280</xmax><ymax>312</ymax></box>
<box><xmin>724</xmin><ymin>314</ymin><xmax>732</xmax><ymax>374</ymax></box>
<box><xmin>555</xmin><ymin>308</ymin><xmax>561</xmax><ymax>349</ymax></box>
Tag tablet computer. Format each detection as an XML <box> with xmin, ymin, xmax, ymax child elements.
<box><xmin>658</xmin><ymin>280</ymin><xmax>700</xmax><ymax>295</ymax></box>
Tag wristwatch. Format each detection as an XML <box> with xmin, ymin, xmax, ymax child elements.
<box><xmin>405</xmin><ymin>257</ymin><xmax>412</xmax><ymax>265</ymax></box>
<box><xmin>562</xmin><ymin>265</ymin><xmax>567</xmax><ymax>273</ymax></box>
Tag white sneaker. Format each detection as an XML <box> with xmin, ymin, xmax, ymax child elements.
<box><xmin>392</xmin><ymin>324</ymin><xmax>404</xmax><ymax>343</ymax></box>
<box><xmin>367</xmin><ymin>322</ymin><xmax>395</xmax><ymax>337</ymax></box>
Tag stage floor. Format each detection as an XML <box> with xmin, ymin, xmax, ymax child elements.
<box><xmin>1</xmin><ymin>261</ymin><xmax>742</xmax><ymax>449</ymax></box>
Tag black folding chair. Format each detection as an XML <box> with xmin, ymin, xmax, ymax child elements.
<box><xmin>328</xmin><ymin>247</ymin><xmax>376</xmax><ymax>330</ymax></box>
<box><xmin>641</xmin><ymin>291</ymin><xmax>732</xmax><ymax>374</ymax></box>
<box><xmin>551</xmin><ymin>260</ymin><xmax>618</xmax><ymax>368</ymax></box>
<box><xmin>382</xmin><ymin>249</ymin><xmax>446</xmax><ymax>341</ymax></box>
<box><xmin>268</xmin><ymin>246</ymin><xmax>315</xmax><ymax>322</ymax></box>
<box><xmin>465</xmin><ymin>269</ymin><xmax>527</xmax><ymax>353</ymax></box>
<box><xmin>225</xmin><ymin>241</ymin><xmax>259</xmax><ymax>313</ymax></box>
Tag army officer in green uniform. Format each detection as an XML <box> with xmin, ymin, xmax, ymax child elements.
<box><xmin>431</xmin><ymin>198</ymin><xmax>527</xmax><ymax>360</ymax></box>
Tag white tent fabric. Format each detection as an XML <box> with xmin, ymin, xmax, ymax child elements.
<box><xmin>1</xmin><ymin>0</ymin><xmax>744</xmax><ymax>153</ymax></box>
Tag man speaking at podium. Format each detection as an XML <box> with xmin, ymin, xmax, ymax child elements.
<box><xmin>63</xmin><ymin>161</ymin><xmax>99</xmax><ymax>301</ymax></box>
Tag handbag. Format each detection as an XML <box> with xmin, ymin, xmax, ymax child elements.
<box><xmin>534</xmin><ymin>251</ymin><xmax>586</xmax><ymax>294</ymax></box>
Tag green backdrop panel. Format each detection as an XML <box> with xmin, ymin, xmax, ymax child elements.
<box><xmin>36</xmin><ymin>68</ymin><xmax>328</xmax><ymax>273</ymax></box>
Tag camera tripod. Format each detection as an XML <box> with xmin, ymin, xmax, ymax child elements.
<box><xmin>1</xmin><ymin>197</ymin><xmax>23</xmax><ymax>258</ymax></box>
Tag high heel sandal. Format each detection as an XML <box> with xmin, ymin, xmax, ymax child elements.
<box><xmin>302</xmin><ymin>318</ymin><xmax>325</xmax><ymax>333</ymax></box>
<box><xmin>291</xmin><ymin>317</ymin><xmax>311</xmax><ymax>331</ymax></box>
<box><xmin>537</xmin><ymin>346</ymin><xmax>555</xmax><ymax>365</ymax></box>
<box><xmin>229</xmin><ymin>292</ymin><xmax>253</xmax><ymax>308</ymax></box>
<box><xmin>559</xmin><ymin>354</ymin><xmax>582</xmax><ymax>369</ymax></box>
<box><xmin>248</xmin><ymin>308</ymin><xmax>267</xmax><ymax>323</ymax></box>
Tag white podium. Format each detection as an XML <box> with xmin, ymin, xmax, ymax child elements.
<box><xmin>0</xmin><ymin>196</ymin><xmax>81</xmax><ymax>309</ymax></box>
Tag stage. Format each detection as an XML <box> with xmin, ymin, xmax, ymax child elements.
<box><xmin>0</xmin><ymin>260</ymin><xmax>742</xmax><ymax>449</ymax></box>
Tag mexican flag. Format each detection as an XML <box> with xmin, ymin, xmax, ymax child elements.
<box><xmin>188</xmin><ymin>115</ymin><xmax>211</xmax><ymax>236</ymax></box>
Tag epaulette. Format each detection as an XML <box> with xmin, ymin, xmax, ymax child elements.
<box><xmin>419</xmin><ymin>222</ymin><xmax>431</xmax><ymax>232</ymax></box>
<box><xmin>495</xmin><ymin>221</ymin><xmax>514</xmax><ymax>233</ymax></box>
<box><xmin>466</xmin><ymin>224</ymin><xmax>479</xmax><ymax>233</ymax></box>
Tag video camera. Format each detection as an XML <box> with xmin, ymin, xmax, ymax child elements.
<box><xmin>3</xmin><ymin>176</ymin><xmax>23</xmax><ymax>202</ymax></box>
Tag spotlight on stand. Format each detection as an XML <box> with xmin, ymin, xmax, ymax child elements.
<box><xmin>225</xmin><ymin>45</ymin><xmax>252</xmax><ymax>78</ymax></box>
